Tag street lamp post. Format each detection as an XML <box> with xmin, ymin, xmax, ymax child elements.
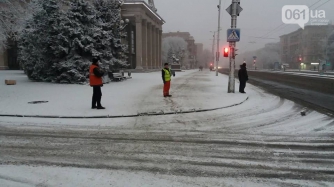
<box><xmin>210</xmin><ymin>31</ymin><xmax>216</xmax><ymax>68</ymax></box>
<box><xmin>216</xmin><ymin>0</ymin><xmax>222</xmax><ymax>76</ymax></box>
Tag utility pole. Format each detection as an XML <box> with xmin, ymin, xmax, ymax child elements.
<box><xmin>227</xmin><ymin>0</ymin><xmax>240</xmax><ymax>93</ymax></box>
<box><xmin>211</xmin><ymin>31</ymin><xmax>216</xmax><ymax>66</ymax></box>
<box><xmin>216</xmin><ymin>0</ymin><xmax>222</xmax><ymax>76</ymax></box>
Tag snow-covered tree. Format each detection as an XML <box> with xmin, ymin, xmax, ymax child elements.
<box><xmin>19</xmin><ymin>0</ymin><xmax>96</xmax><ymax>83</ymax></box>
<box><xmin>19</xmin><ymin>0</ymin><xmax>67</xmax><ymax>81</ymax></box>
<box><xmin>93</xmin><ymin>0</ymin><xmax>128</xmax><ymax>72</ymax></box>
<box><xmin>167</xmin><ymin>48</ymin><xmax>173</xmax><ymax>63</ymax></box>
<box><xmin>0</xmin><ymin>0</ymin><xmax>33</xmax><ymax>50</ymax></box>
<box><xmin>53</xmin><ymin>0</ymin><xmax>97</xmax><ymax>83</ymax></box>
<box><xmin>19</xmin><ymin>0</ymin><xmax>128</xmax><ymax>83</ymax></box>
<box><xmin>162</xmin><ymin>36</ymin><xmax>187</xmax><ymax>64</ymax></box>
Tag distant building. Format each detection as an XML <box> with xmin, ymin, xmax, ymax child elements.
<box><xmin>280</xmin><ymin>25</ymin><xmax>334</xmax><ymax>70</ymax></box>
<box><xmin>162</xmin><ymin>32</ymin><xmax>197</xmax><ymax>68</ymax></box>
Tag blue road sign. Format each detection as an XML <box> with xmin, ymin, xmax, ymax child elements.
<box><xmin>227</xmin><ymin>29</ymin><xmax>240</xmax><ymax>42</ymax></box>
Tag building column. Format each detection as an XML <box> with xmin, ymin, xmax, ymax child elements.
<box><xmin>155</xmin><ymin>28</ymin><xmax>159</xmax><ymax>69</ymax></box>
<box><xmin>151</xmin><ymin>25</ymin><xmax>156</xmax><ymax>69</ymax></box>
<box><xmin>147</xmin><ymin>22</ymin><xmax>152</xmax><ymax>69</ymax></box>
<box><xmin>142</xmin><ymin>19</ymin><xmax>147</xmax><ymax>69</ymax></box>
<box><xmin>158</xmin><ymin>29</ymin><xmax>162</xmax><ymax>69</ymax></box>
<box><xmin>135</xmin><ymin>15</ymin><xmax>143</xmax><ymax>69</ymax></box>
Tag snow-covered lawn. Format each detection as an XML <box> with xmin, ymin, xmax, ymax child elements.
<box><xmin>0</xmin><ymin>70</ymin><xmax>247</xmax><ymax>117</ymax></box>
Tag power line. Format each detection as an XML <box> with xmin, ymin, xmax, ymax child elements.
<box><xmin>311</xmin><ymin>0</ymin><xmax>330</xmax><ymax>10</ymax></box>
<box><xmin>259</xmin><ymin>0</ymin><xmax>322</xmax><ymax>39</ymax></box>
<box><xmin>240</xmin><ymin>0</ymin><xmax>328</xmax><ymax>52</ymax></box>
<box><xmin>266</xmin><ymin>0</ymin><xmax>331</xmax><ymax>37</ymax></box>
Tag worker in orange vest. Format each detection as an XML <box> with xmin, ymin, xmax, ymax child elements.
<box><xmin>162</xmin><ymin>63</ymin><xmax>175</xmax><ymax>97</ymax></box>
<box><xmin>89</xmin><ymin>58</ymin><xmax>105</xmax><ymax>109</ymax></box>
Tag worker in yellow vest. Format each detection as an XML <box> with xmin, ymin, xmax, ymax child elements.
<box><xmin>162</xmin><ymin>63</ymin><xmax>175</xmax><ymax>97</ymax></box>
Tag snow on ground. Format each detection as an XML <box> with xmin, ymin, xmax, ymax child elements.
<box><xmin>0</xmin><ymin>70</ymin><xmax>246</xmax><ymax>116</ymax></box>
<box><xmin>250</xmin><ymin>69</ymin><xmax>334</xmax><ymax>79</ymax></box>
<box><xmin>1</xmin><ymin>165</ymin><xmax>330</xmax><ymax>187</ymax></box>
<box><xmin>1</xmin><ymin>70</ymin><xmax>334</xmax><ymax>186</ymax></box>
<box><xmin>0</xmin><ymin>69</ymin><xmax>332</xmax><ymax>134</ymax></box>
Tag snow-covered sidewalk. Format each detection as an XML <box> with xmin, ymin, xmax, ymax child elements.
<box><xmin>0</xmin><ymin>70</ymin><xmax>247</xmax><ymax>117</ymax></box>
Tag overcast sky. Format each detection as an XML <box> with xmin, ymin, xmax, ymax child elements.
<box><xmin>154</xmin><ymin>0</ymin><xmax>334</xmax><ymax>53</ymax></box>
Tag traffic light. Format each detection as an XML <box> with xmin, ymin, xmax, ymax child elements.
<box><xmin>298</xmin><ymin>57</ymin><xmax>302</xmax><ymax>62</ymax></box>
<box><xmin>223</xmin><ymin>47</ymin><xmax>229</xmax><ymax>57</ymax></box>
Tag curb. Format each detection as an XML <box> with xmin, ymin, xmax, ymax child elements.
<box><xmin>0</xmin><ymin>97</ymin><xmax>249</xmax><ymax>119</ymax></box>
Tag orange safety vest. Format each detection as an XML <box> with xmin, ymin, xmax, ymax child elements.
<box><xmin>89</xmin><ymin>65</ymin><xmax>103</xmax><ymax>86</ymax></box>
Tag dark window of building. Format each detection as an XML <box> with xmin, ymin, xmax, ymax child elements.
<box><xmin>131</xmin><ymin>31</ymin><xmax>135</xmax><ymax>54</ymax></box>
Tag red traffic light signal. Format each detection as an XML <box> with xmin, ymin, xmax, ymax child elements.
<box><xmin>223</xmin><ymin>48</ymin><xmax>229</xmax><ymax>57</ymax></box>
<box><xmin>298</xmin><ymin>57</ymin><xmax>302</xmax><ymax>62</ymax></box>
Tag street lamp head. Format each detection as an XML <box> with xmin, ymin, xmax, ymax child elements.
<box><xmin>125</xmin><ymin>19</ymin><xmax>129</xmax><ymax>23</ymax></box>
<box><xmin>120</xmin><ymin>20</ymin><xmax>124</xmax><ymax>25</ymax></box>
<box><xmin>119</xmin><ymin>0</ymin><xmax>124</xmax><ymax>6</ymax></box>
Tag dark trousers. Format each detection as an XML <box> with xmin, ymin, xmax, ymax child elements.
<box><xmin>92</xmin><ymin>86</ymin><xmax>102</xmax><ymax>107</ymax></box>
<box><xmin>239</xmin><ymin>81</ymin><xmax>246</xmax><ymax>92</ymax></box>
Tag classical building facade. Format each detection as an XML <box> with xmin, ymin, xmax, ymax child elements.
<box><xmin>122</xmin><ymin>0</ymin><xmax>165</xmax><ymax>69</ymax></box>
<box><xmin>280</xmin><ymin>25</ymin><xmax>334</xmax><ymax>70</ymax></box>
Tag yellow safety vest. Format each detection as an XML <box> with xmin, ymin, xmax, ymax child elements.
<box><xmin>163</xmin><ymin>68</ymin><xmax>171</xmax><ymax>81</ymax></box>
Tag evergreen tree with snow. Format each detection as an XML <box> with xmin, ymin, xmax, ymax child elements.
<box><xmin>20</xmin><ymin>0</ymin><xmax>97</xmax><ymax>83</ymax></box>
<box><xmin>19</xmin><ymin>0</ymin><xmax>68</xmax><ymax>81</ymax></box>
<box><xmin>93</xmin><ymin>0</ymin><xmax>128</xmax><ymax>71</ymax></box>
<box><xmin>19</xmin><ymin>0</ymin><xmax>128</xmax><ymax>84</ymax></box>
<box><xmin>51</xmin><ymin>0</ymin><xmax>97</xmax><ymax>83</ymax></box>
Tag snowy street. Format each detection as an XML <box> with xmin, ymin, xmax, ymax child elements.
<box><xmin>1</xmin><ymin>70</ymin><xmax>334</xmax><ymax>186</ymax></box>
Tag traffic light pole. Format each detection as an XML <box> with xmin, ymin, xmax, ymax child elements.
<box><xmin>228</xmin><ymin>0</ymin><xmax>238</xmax><ymax>93</ymax></box>
<box><xmin>216</xmin><ymin>0</ymin><xmax>222</xmax><ymax>76</ymax></box>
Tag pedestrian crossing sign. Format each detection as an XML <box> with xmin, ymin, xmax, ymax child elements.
<box><xmin>227</xmin><ymin>29</ymin><xmax>240</xmax><ymax>42</ymax></box>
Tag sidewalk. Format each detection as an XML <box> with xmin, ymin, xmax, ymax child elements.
<box><xmin>0</xmin><ymin>70</ymin><xmax>247</xmax><ymax>117</ymax></box>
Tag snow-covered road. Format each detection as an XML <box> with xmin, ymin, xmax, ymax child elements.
<box><xmin>0</xmin><ymin>70</ymin><xmax>334</xmax><ymax>186</ymax></box>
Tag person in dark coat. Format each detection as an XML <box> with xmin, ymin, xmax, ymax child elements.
<box><xmin>238</xmin><ymin>63</ymin><xmax>248</xmax><ymax>93</ymax></box>
<box><xmin>89</xmin><ymin>58</ymin><xmax>105</xmax><ymax>109</ymax></box>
